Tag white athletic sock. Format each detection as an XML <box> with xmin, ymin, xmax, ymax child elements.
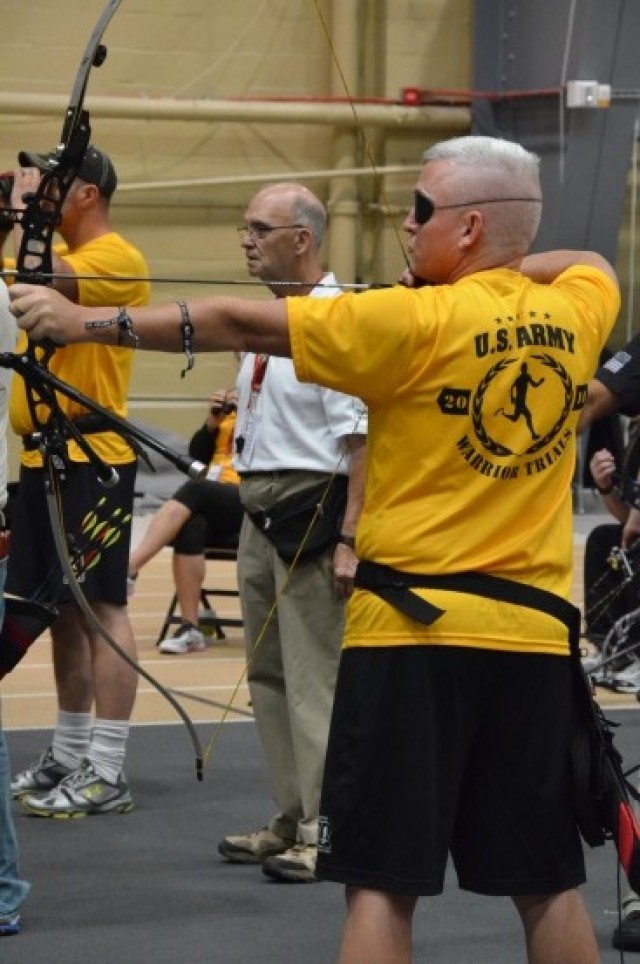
<box><xmin>86</xmin><ymin>718</ymin><xmax>130</xmax><ymax>784</ymax></box>
<box><xmin>51</xmin><ymin>710</ymin><xmax>92</xmax><ymax>770</ymax></box>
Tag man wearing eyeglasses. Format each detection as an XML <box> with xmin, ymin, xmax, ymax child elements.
<box><xmin>9</xmin><ymin>137</ymin><xmax>619</xmax><ymax>963</ymax></box>
<box><xmin>224</xmin><ymin>183</ymin><xmax>367</xmax><ymax>884</ymax></box>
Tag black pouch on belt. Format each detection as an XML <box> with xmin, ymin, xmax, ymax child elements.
<box><xmin>247</xmin><ymin>475</ymin><xmax>348</xmax><ymax>562</ymax></box>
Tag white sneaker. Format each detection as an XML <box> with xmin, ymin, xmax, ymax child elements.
<box><xmin>11</xmin><ymin>745</ymin><xmax>73</xmax><ymax>798</ymax></box>
<box><xmin>158</xmin><ymin>623</ymin><xmax>206</xmax><ymax>654</ymax></box>
<box><xmin>612</xmin><ymin>657</ymin><xmax>640</xmax><ymax>693</ymax></box>
<box><xmin>218</xmin><ymin>827</ymin><xmax>295</xmax><ymax>864</ymax></box>
<box><xmin>262</xmin><ymin>843</ymin><xmax>318</xmax><ymax>882</ymax></box>
<box><xmin>21</xmin><ymin>760</ymin><xmax>133</xmax><ymax>817</ymax></box>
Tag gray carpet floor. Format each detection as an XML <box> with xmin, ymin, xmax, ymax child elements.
<box><xmin>2</xmin><ymin>714</ymin><xmax>639</xmax><ymax>964</ymax></box>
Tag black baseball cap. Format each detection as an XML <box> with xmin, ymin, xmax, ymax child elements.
<box><xmin>17</xmin><ymin>145</ymin><xmax>117</xmax><ymax>198</ymax></box>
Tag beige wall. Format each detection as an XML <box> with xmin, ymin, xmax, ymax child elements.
<box><xmin>0</xmin><ymin>0</ymin><xmax>473</xmax><ymax>474</ymax></box>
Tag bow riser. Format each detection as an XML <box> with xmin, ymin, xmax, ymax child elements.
<box><xmin>16</xmin><ymin>115</ymin><xmax>90</xmax><ymax>281</ymax></box>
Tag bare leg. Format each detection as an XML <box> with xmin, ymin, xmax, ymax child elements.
<box><xmin>513</xmin><ymin>890</ymin><xmax>599</xmax><ymax>964</ymax></box>
<box><xmin>337</xmin><ymin>887</ymin><xmax>417</xmax><ymax>964</ymax></box>
<box><xmin>50</xmin><ymin>605</ymin><xmax>94</xmax><ymax>712</ymax></box>
<box><xmin>173</xmin><ymin>552</ymin><xmax>205</xmax><ymax>627</ymax></box>
<box><xmin>50</xmin><ymin>603</ymin><xmax>137</xmax><ymax>779</ymax></box>
<box><xmin>129</xmin><ymin>500</ymin><xmax>192</xmax><ymax>576</ymax></box>
<box><xmin>86</xmin><ymin>601</ymin><xmax>138</xmax><ymax>720</ymax></box>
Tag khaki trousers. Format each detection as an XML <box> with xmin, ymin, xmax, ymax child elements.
<box><xmin>238</xmin><ymin>472</ymin><xmax>345</xmax><ymax>845</ymax></box>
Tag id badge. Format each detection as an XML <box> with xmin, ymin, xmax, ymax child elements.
<box><xmin>236</xmin><ymin>391</ymin><xmax>261</xmax><ymax>467</ymax></box>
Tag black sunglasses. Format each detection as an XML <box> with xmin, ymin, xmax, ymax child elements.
<box><xmin>413</xmin><ymin>190</ymin><xmax>541</xmax><ymax>226</ymax></box>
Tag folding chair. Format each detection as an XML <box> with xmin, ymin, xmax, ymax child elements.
<box><xmin>155</xmin><ymin>542</ymin><xmax>243</xmax><ymax>644</ymax></box>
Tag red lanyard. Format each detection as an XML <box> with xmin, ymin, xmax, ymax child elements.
<box><xmin>251</xmin><ymin>354</ymin><xmax>269</xmax><ymax>393</ymax></box>
<box><xmin>236</xmin><ymin>354</ymin><xmax>269</xmax><ymax>458</ymax></box>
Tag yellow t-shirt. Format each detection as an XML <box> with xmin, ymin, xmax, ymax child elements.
<box><xmin>288</xmin><ymin>265</ymin><xmax>620</xmax><ymax>655</ymax></box>
<box><xmin>211</xmin><ymin>412</ymin><xmax>240</xmax><ymax>485</ymax></box>
<box><xmin>9</xmin><ymin>233</ymin><xmax>150</xmax><ymax>466</ymax></box>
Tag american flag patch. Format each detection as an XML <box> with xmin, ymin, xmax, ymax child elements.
<box><xmin>604</xmin><ymin>351</ymin><xmax>632</xmax><ymax>374</ymax></box>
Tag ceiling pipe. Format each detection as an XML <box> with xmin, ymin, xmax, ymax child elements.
<box><xmin>0</xmin><ymin>92</ymin><xmax>470</xmax><ymax>130</ymax></box>
<box><xmin>116</xmin><ymin>164</ymin><xmax>422</xmax><ymax>195</ymax></box>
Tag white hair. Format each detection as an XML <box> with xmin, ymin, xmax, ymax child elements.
<box><xmin>422</xmin><ymin>136</ymin><xmax>542</xmax><ymax>253</ymax></box>
<box><xmin>291</xmin><ymin>192</ymin><xmax>327</xmax><ymax>249</ymax></box>
<box><xmin>422</xmin><ymin>136</ymin><xmax>540</xmax><ymax>181</ymax></box>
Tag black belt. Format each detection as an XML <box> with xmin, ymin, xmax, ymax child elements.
<box><xmin>354</xmin><ymin>561</ymin><xmax>580</xmax><ymax>650</ymax></box>
<box><xmin>22</xmin><ymin>413</ymin><xmax>111</xmax><ymax>451</ymax></box>
<box><xmin>240</xmin><ymin>470</ymin><xmax>325</xmax><ymax>480</ymax></box>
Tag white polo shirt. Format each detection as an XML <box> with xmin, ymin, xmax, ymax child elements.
<box><xmin>234</xmin><ymin>273</ymin><xmax>366</xmax><ymax>474</ymax></box>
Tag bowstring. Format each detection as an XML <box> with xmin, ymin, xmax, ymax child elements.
<box><xmin>200</xmin><ymin>404</ymin><xmax>367</xmax><ymax>771</ymax></box>
<box><xmin>1</xmin><ymin>268</ymin><xmax>381</xmax><ymax>290</ymax></box>
<box><xmin>200</xmin><ymin>2</ymin><xmax>409</xmax><ymax>768</ymax></box>
<box><xmin>310</xmin><ymin>0</ymin><xmax>410</xmax><ymax>269</ymax></box>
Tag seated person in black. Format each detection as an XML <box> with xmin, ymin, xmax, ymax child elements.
<box><xmin>129</xmin><ymin>389</ymin><xmax>242</xmax><ymax>653</ymax></box>
<box><xmin>584</xmin><ymin>443</ymin><xmax>640</xmax><ymax>693</ymax></box>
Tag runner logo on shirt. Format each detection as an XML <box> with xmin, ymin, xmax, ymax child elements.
<box><xmin>437</xmin><ymin>314</ymin><xmax>587</xmax><ymax>479</ymax></box>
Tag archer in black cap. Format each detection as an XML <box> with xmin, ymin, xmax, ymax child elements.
<box><xmin>18</xmin><ymin>145</ymin><xmax>117</xmax><ymax>199</ymax></box>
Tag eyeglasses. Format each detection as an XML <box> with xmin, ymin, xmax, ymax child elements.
<box><xmin>412</xmin><ymin>190</ymin><xmax>542</xmax><ymax>226</ymax></box>
<box><xmin>237</xmin><ymin>222</ymin><xmax>303</xmax><ymax>241</ymax></box>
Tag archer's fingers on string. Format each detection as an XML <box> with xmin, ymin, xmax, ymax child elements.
<box><xmin>8</xmin><ymin>282</ymin><xmax>35</xmax><ymax>300</ymax></box>
<box><xmin>8</xmin><ymin>286</ymin><xmax>37</xmax><ymax>322</ymax></box>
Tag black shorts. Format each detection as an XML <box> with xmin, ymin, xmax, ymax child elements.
<box><xmin>316</xmin><ymin>645</ymin><xmax>585</xmax><ymax>897</ymax></box>
<box><xmin>6</xmin><ymin>461</ymin><xmax>136</xmax><ymax>607</ymax></box>
<box><xmin>171</xmin><ymin>480</ymin><xmax>242</xmax><ymax>554</ymax></box>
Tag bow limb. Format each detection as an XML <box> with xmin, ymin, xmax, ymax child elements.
<box><xmin>17</xmin><ymin>0</ymin><xmax>122</xmax><ymax>282</ymax></box>
<box><xmin>44</xmin><ymin>463</ymin><xmax>205</xmax><ymax>780</ymax></box>
<box><xmin>15</xmin><ymin>0</ymin><xmax>122</xmax><ymax>446</ymax></box>
<box><xmin>60</xmin><ymin>0</ymin><xmax>123</xmax><ymax>152</ymax></box>
<box><xmin>0</xmin><ymin>345</ymin><xmax>207</xmax><ymax>775</ymax></box>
